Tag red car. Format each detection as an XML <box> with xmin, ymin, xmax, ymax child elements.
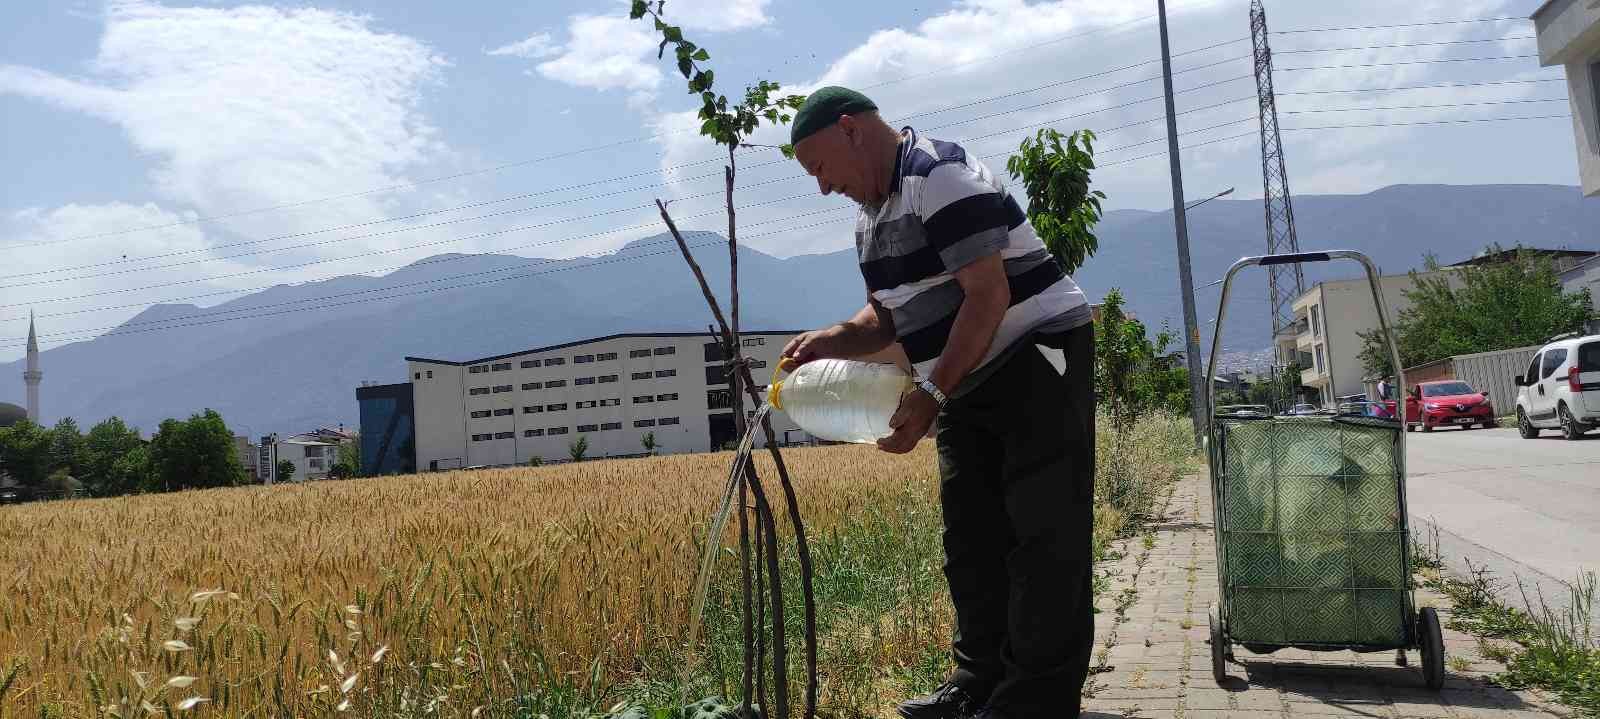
<box><xmin>1397</xmin><ymin>380</ymin><xmax>1496</xmax><ymax>432</ymax></box>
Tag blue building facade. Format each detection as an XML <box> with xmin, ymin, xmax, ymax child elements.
<box><xmin>356</xmin><ymin>382</ymin><xmax>416</xmax><ymax>476</ymax></box>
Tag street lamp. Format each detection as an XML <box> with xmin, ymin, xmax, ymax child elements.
<box><xmin>1185</xmin><ymin>186</ymin><xmax>1235</xmax><ymax>212</ymax></box>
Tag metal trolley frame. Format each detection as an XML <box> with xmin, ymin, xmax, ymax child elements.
<box><xmin>1202</xmin><ymin>250</ymin><xmax>1444</xmax><ymax>689</ymax></box>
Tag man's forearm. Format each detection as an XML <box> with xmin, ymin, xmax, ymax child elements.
<box><xmin>928</xmin><ymin>274</ymin><xmax>1010</xmax><ymax>396</ymax></box>
<box><xmin>827</xmin><ymin>301</ymin><xmax>897</xmax><ymax>358</ymax></box>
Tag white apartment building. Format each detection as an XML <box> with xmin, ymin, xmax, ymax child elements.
<box><xmin>1535</xmin><ymin>0</ymin><xmax>1600</xmax><ymax>197</ymax></box>
<box><xmin>406</xmin><ymin>331</ymin><xmax>876</xmax><ymax>470</ymax></box>
<box><xmin>1273</xmin><ymin>271</ymin><xmax>1461</xmax><ymax>406</ymax></box>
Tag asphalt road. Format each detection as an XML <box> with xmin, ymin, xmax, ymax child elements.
<box><xmin>1405</xmin><ymin>425</ymin><xmax>1600</xmax><ymax>624</ymax></box>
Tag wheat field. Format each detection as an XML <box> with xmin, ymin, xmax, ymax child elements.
<box><xmin>0</xmin><ymin>414</ymin><xmax>1192</xmax><ymax>718</ymax></box>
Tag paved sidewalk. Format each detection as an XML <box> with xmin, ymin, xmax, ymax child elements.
<box><xmin>1084</xmin><ymin>473</ymin><xmax>1572</xmax><ymax>719</ymax></box>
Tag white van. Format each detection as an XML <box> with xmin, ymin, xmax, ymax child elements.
<box><xmin>1514</xmin><ymin>333</ymin><xmax>1600</xmax><ymax>440</ymax></box>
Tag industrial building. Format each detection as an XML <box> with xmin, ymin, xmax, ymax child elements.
<box><xmin>360</xmin><ymin>331</ymin><xmax>907</xmax><ymax>472</ymax></box>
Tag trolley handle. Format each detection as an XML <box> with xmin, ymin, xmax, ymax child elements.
<box><xmin>1258</xmin><ymin>252</ymin><xmax>1331</xmax><ymax>266</ymax></box>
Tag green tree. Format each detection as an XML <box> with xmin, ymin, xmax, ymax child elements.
<box><xmin>49</xmin><ymin>417</ymin><xmax>86</xmax><ymax>479</ymax></box>
<box><xmin>1095</xmin><ymin>289</ymin><xmax>1153</xmax><ymax>427</ymax></box>
<box><xmin>641</xmin><ymin>432</ymin><xmax>658</xmax><ymax>456</ymax></box>
<box><xmin>1005</xmin><ymin>128</ymin><xmax>1106</xmax><ymax>274</ymax></box>
<box><xmin>0</xmin><ymin>418</ymin><xmax>53</xmax><ymax>488</ymax></box>
<box><xmin>336</xmin><ymin>440</ymin><xmax>362</xmax><ymax>477</ymax></box>
<box><xmin>147</xmin><ymin>409</ymin><xmax>244</xmax><ymax>492</ymax></box>
<box><xmin>568</xmin><ymin>436</ymin><xmax>589</xmax><ymax>463</ymax></box>
<box><xmin>83</xmin><ymin>417</ymin><xmax>146</xmax><ymax>496</ymax></box>
<box><xmin>275</xmin><ymin>459</ymin><xmax>297</xmax><ymax>483</ymax></box>
<box><xmin>1132</xmin><ymin>324</ymin><xmax>1192</xmax><ymax>416</ymax></box>
<box><xmin>1359</xmin><ymin>246</ymin><xmax>1593</xmax><ymax>376</ymax></box>
<box><xmin>108</xmin><ymin>445</ymin><xmax>153</xmax><ymax>495</ymax></box>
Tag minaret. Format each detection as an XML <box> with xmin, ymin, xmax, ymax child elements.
<box><xmin>23</xmin><ymin>311</ymin><xmax>42</xmax><ymax>422</ymax></box>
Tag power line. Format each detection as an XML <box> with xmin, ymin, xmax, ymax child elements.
<box><xmin>1273</xmin><ymin>35</ymin><xmax>1535</xmax><ymax>54</ymax></box>
<box><xmin>10</xmin><ymin>63</ymin><xmax>1258</xmax><ymax>286</ymax></box>
<box><xmin>1276</xmin><ymin>54</ymin><xmax>1540</xmax><ymax>72</ymax></box>
<box><xmin>1276</xmin><ymin>78</ymin><xmax>1567</xmax><ymax>95</ymax></box>
<box><xmin>1279</xmin><ymin>97</ymin><xmax>1570</xmax><ymax>114</ymax></box>
<box><xmin>1271</xmin><ymin>17</ymin><xmax>1528</xmax><ymax>35</ymax></box>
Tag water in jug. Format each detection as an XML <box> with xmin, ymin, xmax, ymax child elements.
<box><xmin>767</xmin><ymin>357</ymin><xmax>913</xmax><ymax>444</ymax></box>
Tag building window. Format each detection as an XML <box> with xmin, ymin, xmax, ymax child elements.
<box><xmin>1314</xmin><ymin>345</ymin><xmax>1326</xmax><ymax>375</ymax></box>
<box><xmin>1310</xmin><ymin>305</ymin><xmax>1321</xmax><ymax>337</ymax></box>
<box><xmin>523</xmin><ymin>406</ymin><xmax>543</xmax><ymax>414</ymax></box>
<box><xmin>469</xmin><ymin>387</ymin><xmax>490</xmax><ymax>396</ymax></box>
<box><xmin>545</xmin><ymin>379</ymin><xmax>567</xmax><ymax>388</ymax></box>
<box><xmin>545</xmin><ymin>357</ymin><xmax>565</xmax><ymax>366</ymax></box>
<box><xmin>630</xmin><ymin>348</ymin><xmax>652</xmax><ymax>358</ymax></box>
<box><xmin>600</xmin><ymin>398</ymin><xmax>621</xmax><ymax>407</ymax></box>
<box><xmin>494</xmin><ymin>431</ymin><xmax>514</xmax><ymax>440</ymax></box>
<box><xmin>634</xmin><ymin>395</ymin><xmax>655</xmax><ymax>404</ymax></box>
<box><xmin>493</xmin><ymin>408</ymin><xmax>513</xmax><ymax>417</ymax></box>
<box><xmin>601</xmin><ymin>422</ymin><xmax>622</xmax><ymax>431</ymax></box>
<box><xmin>750</xmin><ymin>360</ymin><xmax>768</xmax><ymax>369</ymax></box>
<box><xmin>470</xmin><ymin>410</ymin><xmax>491</xmax><ymax>418</ymax></box>
<box><xmin>575</xmin><ymin>376</ymin><xmax>596</xmax><ymax>386</ymax></box>
<box><xmin>708</xmin><ymin>388</ymin><xmax>732</xmax><ymax>410</ymax></box>
<box><xmin>635</xmin><ymin>419</ymin><xmax>656</xmax><ymax>428</ymax></box>
<box><xmin>524</xmin><ymin>429</ymin><xmax>544</xmax><ymax>437</ymax></box>
<box><xmin>426</xmin><ymin>370</ymin><xmax>433</xmax><ymax>379</ymax></box>
<box><xmin>632</xmin><ymin>371</ymin><xmax>653</xmax><ymax>381</ymax></box>
<box><xmin>308</xmin><ymin>458</ymin><xmax>325</xmax><ymax>470</ymax></box>
<box><xmin>414</xmin><ymin>372</ymin><xmax>421</xmax><ymax>380</ymax></box>
<box><xmin>654</xmin><ymin>346</ymin><xmax>676</xmax><ymax>356</ymax></box>
<box><xmin>659</xmin><ymin>417</ymin><xmax>680</xmax><ymax>426</ymax></box>
<box><xmin>704</xmin><ymin>341</ymin><xmax>724</xmax><ymax>362</ymax></box>
<box><xmin>577</xmin><ymin>424</ymin><xmax>599</xmax><ymax>433</ymax></box>
<box><xmin>472</xmin><ymin>433</ymin><xmax>492</xmax><ymax>442</ymax></box>
<box><xmin>491</xmin><ymin>362</ymin><xmax>512</xmax><ymax>371</ymax></box>
<box><xmin>598</xmin><ymin>374</ymin><xmax>618</xmax><ymax>383</ymax></box>
<box><xmin>1592</xmin><ymin>61</ymin><xmax>1600</xmax><ymax>144</ymax></box>
<box><xmin>575</xmin><ymin>400</ymin><xmax>598</xmax><ymax>409</ymax></box>
<box><xmin>742</xmin><ymin>337</ymin><xmax>765</xmax><ymax>347</ymax></box>
<box><xmin>521</xmin><ymin>359</ymin><xmax>540</xmax><ymax>368</ymax></box>
<box><xmin>469</xmin><ymin>365</ymin><xmax>489</xmax><ymax>374</ymax></box>
<box><xmin>656</xmin><ymin>369</ymin><xmax>677</xmax><ymax>378</ymax></box>
<box><xmin>706</xmin><ymin>365</ymin><xmax>727</xmax><ymax>385</ymax></box>
<box><xmin>548</xmin><ymin>426</ymin><xmax>569</xmax><ymax>435</ymax></box>
<box><xmin>546</xmin><ymin>403</ymin><xmax>567</xmax><ymax>411</ymax></box>
<box><xmin>657</xmin><ymin>393</ymin><xmax>678</xmax><ymax>402</ymax></box>
<box><xmin>522</xmin><ymin>382</ymin><xmax>541</xmax><ymax>391</ymax></box>
<box><xmin>596</xmin><ymin>352</ymin><xmax>618</xmax><ymax>361</ymax></box>
<box><xmin>493</xmin><ymin>385</ymin><xmax>513</xmax><ymax>393</ymax></box>
<box><xmin>574</xmin><ymin>354</ymin><xmax>595</xmax><ymax>364</ymax></box>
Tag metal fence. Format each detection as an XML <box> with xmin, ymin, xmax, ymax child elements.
<box><xmin>1452</xmin><ymin>344</ymin><xmax>1540</xmax><ymax>414</ymax></box>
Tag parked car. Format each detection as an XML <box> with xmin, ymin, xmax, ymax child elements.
<box><xmin>1401</xmin><ymin>380</ymin><xmax>1495</xmax><ymax>431</ymax></box>
<box><xmin>1218</xmin><ymin>404</ymin><xmax>1271</xmax><ymax>417</ymax></box>
<box><xmin>1285</xmin><ymin>403</ymin><xmax>1318</xmax><ymax>416</ymax></box>
<box><xmin>1339</xmin><ymin>400</ymin><xmax>1396</xmax><ymax>419</ymax></box>
<box><xmin>1514</xmin><ymin>332</ymin><xmax>1600</xmax><ymax>440</ymax></box>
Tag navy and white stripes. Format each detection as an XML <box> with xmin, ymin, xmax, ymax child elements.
<box><xmin>855</xmin><ymin>127</ymin><xmax>1092</xmax><ymax>387</ymax></box>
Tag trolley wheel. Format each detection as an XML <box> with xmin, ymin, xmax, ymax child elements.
<box><xmin>1419</xmin><ymin>607</ymin><xmax>1445</xmax><ymax>691</ymax></box>
<box><xmin>1208</xmin><ymin>603</ymin><xmax>1228</xmax><ymax>684</ymax></box>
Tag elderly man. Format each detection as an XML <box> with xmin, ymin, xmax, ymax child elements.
<box><xmin>780</xmin><ymin>87</ymin><xmax>1097</xmax><ymax>719</ymax></box>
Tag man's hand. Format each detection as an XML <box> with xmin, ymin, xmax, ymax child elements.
<box><xmin>781</xmin><ymin>328</ymin><xmax>840</xmax><ymax>366</ymax></box>
<box><xmin>877</xmin><ymin>386</ymin><xmax>939</xmax><ymax>454</ymax></box>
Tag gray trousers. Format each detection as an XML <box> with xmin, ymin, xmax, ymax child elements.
<box><xmin>937</xmin><ymin>322</ymin><xmax>1095</xmax><ymax>717</ymax></box>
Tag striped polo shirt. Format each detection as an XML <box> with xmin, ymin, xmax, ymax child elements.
<box><xmin>856</xmin><ymin>127</ymin><xmax>1092</xmax><ymax>396</ymax></box>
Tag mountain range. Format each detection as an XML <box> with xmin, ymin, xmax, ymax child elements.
<box><xmin>4</xmin><ymin>183</ymin><xmax>1597</xmax><ymax>436</ymax></box>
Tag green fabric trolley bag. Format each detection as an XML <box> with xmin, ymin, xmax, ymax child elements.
<box><xmin>1202</xmin><ymin>250</ymin><xmax>1444</xmax><ymax>689</ymax></box>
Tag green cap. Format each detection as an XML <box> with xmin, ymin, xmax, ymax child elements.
<box><xmin>789</xmin><ymin>86</ymin><xmax>879</xmax><ymax>146</ymax></box>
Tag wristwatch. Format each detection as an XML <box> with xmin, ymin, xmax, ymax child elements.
<box><xmin>915</xmin><ymin>377</ymin><xmax>948</xmax><ymax>408</ymax></box>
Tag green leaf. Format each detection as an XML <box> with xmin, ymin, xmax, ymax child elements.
<box><xmin>657</xmin><ymin>39</ymin><xmax>669</xmax><ymax>60</ymax></box>
<box><xmin>779</xmin><ymin>113</ymin><xmax>790</xmax><ymax>123</ymax></box>
<box><xmin>629</xmin><ymin>0</ymin><xmax>648</xmax><ymax>19</ymax></box>
<box><xmin>662</xmin><ymin>25</ymin><xmax>683</xmax><ymax>42</ymax></box>
<box><xmin>700</xmin><ymin>119</ymin><xmax>718</xmax><ymax>136</ymax></box>
<box><xmin>678</xmin><ymin>56</ymin><xmax>692</xmax><ymax>78</ymax></box>
<box><xmin>692</xmin><ymin>48</ymin><xmax>710</xmax><ymax>61</ymax></box>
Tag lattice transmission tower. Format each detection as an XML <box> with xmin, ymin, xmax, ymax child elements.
<box><xmin>1251</xmin><ymin>0</ymin><xmax>1305</xmax><ymax>354</ymax></box>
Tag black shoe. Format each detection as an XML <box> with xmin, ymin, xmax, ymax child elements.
<box><xmin>896</xmin><ymin>681</ymin><xmax>983</xmax><ymax>719</ymax></box>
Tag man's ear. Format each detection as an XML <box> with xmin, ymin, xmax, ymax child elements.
<box><xmin>837</xmin><ymin>114</ymin><xmax>859</xmax><ymax>145</ymax></box>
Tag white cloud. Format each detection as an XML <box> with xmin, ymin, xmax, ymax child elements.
<box><xmin>486</xmin><ymin>32</ymin><xmax>560</xmax><ymax>59</ymax></box>
<box><xmin>0</xmin><ymin>202</ymin><xmax>249</xmax><ymax>356</ymax></box>
<box><xmin>534</xmin><ymin>15</ymin><xmax>662</xmax><ymax>96</ymax></box>
<box><xmin>0</xmin><ymin>0</ymin><xmax>449</xmax><ymax>242</ymax></box>
<box><xmin>658</xmin><ymin>0</ymin><xmax>772</xmax><ymax>32</ymax></box>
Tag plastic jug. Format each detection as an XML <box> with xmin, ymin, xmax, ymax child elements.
<box><xmin>767</xmin><ymin>357</ymin><xmax>913</xmax><ymax>444</ymax></box>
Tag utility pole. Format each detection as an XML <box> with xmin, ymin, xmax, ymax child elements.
<box><xmin>1158</xmin><ymin>0</ymin><xmax>1207</xmax><ymax>448</ymax></box>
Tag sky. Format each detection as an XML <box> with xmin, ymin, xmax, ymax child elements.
<box><xmin>0</xmin><ymin>0</ymin><xmax>1580</xmax><ymax>361</ymax></box>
